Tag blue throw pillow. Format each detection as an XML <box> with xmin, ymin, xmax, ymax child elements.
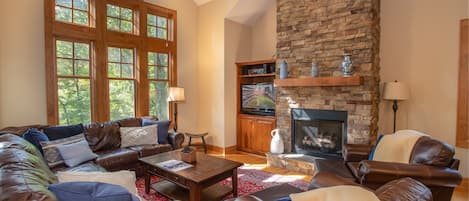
<box><xmin>49</xmin><ymin>182</ymin><xmax>139</xmax><ymax>201</ymax></box>
<box><xmin>142</xmin><ymin>119</ymin><xmax>171</xmax><ymax>144</ymax></box>
<box><xmin>56</xmin><ymin>139</ymin><xmax>98</xmax><ymax>167</ymax></box>
<box><xmin>276</xmin><ymin>197</ymin><xmax>292</xmax><ymax>201</ymax></box>
<box><xmin>368</xmin><ymin>134</ymin><xmax>385</xmax><ymax>160</ymax></box>
<box><xmin>22</xmin><ymin>128</ymin><xmax>49</xmax><ymax>155</ymax></box>
<box><xmin>44</xmin><ymin>124</ymin><xmax>84</xmax><ymax>140</ymax></box>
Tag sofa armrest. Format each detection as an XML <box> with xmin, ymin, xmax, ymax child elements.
<box><xmin>358</xmin><ymin>160</ymin><xmax>462</xmax><ymax>188</ymax></box>
<box><xmin>343</xmin><ymin>144</ymin><xmax>372</xmax><ymax>162</ymax></box>
<box><xmin>167</xmin><ymin>132</ymin><xmax>184</xmax><ymax>149</ymax></box>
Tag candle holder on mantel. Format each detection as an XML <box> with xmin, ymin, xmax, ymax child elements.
<box><xmin>341</xmin><ymin>53</ymin><xmax>353</xmax><ymax>76</ymax></box>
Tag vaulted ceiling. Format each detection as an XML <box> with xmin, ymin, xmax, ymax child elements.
<box><xmin>192</xmin><ymin>0</ymin><xmax>214</xmax><ymax>6</ymax></box>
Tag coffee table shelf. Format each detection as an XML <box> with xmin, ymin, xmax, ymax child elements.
<box><xmin>151</xmin><ymin>180</ymin><xmax>233</xmax><ymax>201</ymax></box>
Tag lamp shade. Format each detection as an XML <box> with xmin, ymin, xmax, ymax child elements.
<box><xmin>383</xmin><ymin>81</ymin><xmax>409</xmax><ymax>100</ymax></box>
<box><xmin>167</xmin><ymin>87</ymin><xmax>185</xmax><ymax>102</ymax></box>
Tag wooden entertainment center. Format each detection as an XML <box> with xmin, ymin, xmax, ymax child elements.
<box><xmin>236</xmin><ymin>59</ymin><xmax>276</xmax><ymax>155</ymax></box>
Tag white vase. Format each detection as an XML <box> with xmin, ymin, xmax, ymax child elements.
<box><xmin>270</xmin><ymin>129</ymin><xmax>284</xmax><ymax>154</ymax></box>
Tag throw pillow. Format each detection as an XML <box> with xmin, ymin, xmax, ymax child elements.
<box><xmin>40</xmin><ymin>134</ymin><xmax>85</xmax><ymax>167</ymax></box>
<box><xmin>22</xmin><ymin>128</ymin><xmax>49</xmax><ymax>155</ymax></box>
<box><xmin>120</xmin><ymin>125</ymin><xmax>158</xmax><ymax>148</ymax></box>
<box><xmin>48</xmin><ymin>182</ymin><xmax>139</xmax><ymax>201</ymax></box>
<box><xmin>56</xmin><ymin>170</ymin><xmax>137</xmax><ymax>194</ymax></box>
<box><xmin>367</xmin><ymin>134</ymin><xmax>384</xmax><ymax>160</ymax></box>
<box><xmin>56</xmin><ymin>139</ymin><xmax>98</xmax><ymax>167</ymax></box>
<box><xmin>43</xmin><ymin>124</ymin><xmax>84</xmax><ymax>140</ymax></box>
<box><xmin>142</xmin><ymin>119</ymin><xmax>171</xmax><ymax>144</ymax></box>
<box><xmin>289</xmin><ymin>185</ymin><xmax>379</xmax><ymax>201</ymax></box>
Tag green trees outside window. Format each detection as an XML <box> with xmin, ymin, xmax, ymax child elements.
<box><xmin>55</xmin><ymin>0</ymin><xmax>89</xmax><ymax>26</ymax></box>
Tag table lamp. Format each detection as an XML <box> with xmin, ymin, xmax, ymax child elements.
<box><xmin>383</xmin><ymin>80</ymin><xmax>409</xmax><ymax>132</ymax></box>
<box><xmin>167</xmin><ymin>87</ymin><xmax>185</xmax><ymax>132</ymax></box>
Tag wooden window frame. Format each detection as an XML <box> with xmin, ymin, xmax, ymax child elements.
<box><xmin>54</xmin><ymin>0</ymin><xmax>92</xmax><ymax>27</ymax></box>
<box><xmin>105</xmin><ymin>3</ymin><xmax>137</xmax><ymax>34</ymax></box>
<box><xmin>45</xmin><ymin>0</ymin><xmax>177</xmax><ymax>125</ymax></box>
<box><xmin>457</xmin><ymin>19</ymin><xmax>468</xmax><ymax>148</ymax></box>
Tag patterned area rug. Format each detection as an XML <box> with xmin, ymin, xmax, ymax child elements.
<box><xmin>136</xmin><ymin>166</ymin><xmax>309</xmax><ymax>201</ymax></box>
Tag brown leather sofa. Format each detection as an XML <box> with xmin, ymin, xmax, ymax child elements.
<box><xmin>228</xmin><ymin>175</ymin><xmax>432</xmax><ymax>201</ymax></box>
<box><xmin>0</xmin><ymin>117</ymin><xmax>184</xmax><ymax>201</ymax></box>
<box><xmin>313</xmin><ymin>135</ymin><xmax>462</xmax><ymax>201</ymax></box>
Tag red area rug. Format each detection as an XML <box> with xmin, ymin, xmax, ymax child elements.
<box><xmin>136</xmin><ymin>166</ymin><xmax>309</xmax><ymax>201</ymax></box>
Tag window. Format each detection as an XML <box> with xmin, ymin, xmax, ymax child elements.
<box><xmin>147</xmin><ymin>14</ymin><xmax>167</xmax><ymax>39</ymax></box>
<box><xmin>107</xmin><ymin>4</ymin><xmax>134</xmax><ymax>33</ymax></box>
<box><xmin>108</xmin><ymin>47</ymin><xmax>135</xmax><ymax>120</ymax></box>
<box><xmin>55</xmin><ymin>0</ymin><xmax>89</xmax><ymax>26</ymax></box>
<box><xmin>148</xmin><ymin>52</ymin><xmax>169</xmax><ymax>119</ymax></box>
<box><xmin>55</xmin><ymin>40</ymin><xmax>91</xmax><ymax>124</ymax></box>
<box><xmin>45</xmin><ymin>0</ymin><xmax>177</xmax><ymax>125</ymax></box>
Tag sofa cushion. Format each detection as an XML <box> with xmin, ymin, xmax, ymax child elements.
<box><xmin>142</xmin><ymin>119</ymin><xmax>171</xmax><ymax>144</ymax></box>
<box><xmin>56</xmin><ymin>170</ymin><xmax>137</xmax><ymax>194</ymax></box>
<box><xmin>127</xmin><ymin>144</ymin><xmax>172</xmax><ymax>157</ymax></box>
<box><xmin>0</xmin><ymin>133</ymin><xmax>43</xmax><ymax>157</ymax></box>
<box><xmin>56</xmin><ymin>139</ymin><xmax>98</xmax><ymax>167</ymax></box>
<box><xmin>346</xmin><ymin>162</ymin><xmax>360</xmax><ymax>180</ymax></box>
<box><xmin>0</xmin><ymin>124</ymin><xmax>48</xmax><ymax>136</ymax></box>
<box><xmin>43</xmin><ymin>124</ymin><xmax>84</xmax><ymax>140</ymax></box>
<box><xmin>48</xmin><ymin>182</ymin><xmax>139</xmax><ymax>201</ymax></box>
<box><xmin>22</xmin><ymin>128</ymin><xmax>49</xmax><ymax>155</ymax></box>
<box><xmin>120</xmin><ymin>125</ymin><xmax>158</xmax><ymax>148</ymax></box>
<box><xmin>40</xmin><ymin>134</ymin><xmax>85</xmax><ymax>168</ymax></box>
<box><xmin>114</xmin><ymin>118</ymin><xmax>142</xmax><ymax>127</ymax></box>
<box><xmin>84</xmin><ymin>122</ymin><xmax>121</xmax><ymax>152</ymax></box>
<box><xmin>290</xmin><ymin>185</ymin><xmax>379</xmax><ymax>201</ymax></box>
<box><xmin>52</xmin><ymin>161</ymin><xmax>107</xmax><ymax>173</ymax></box>
<box><xmin>410</xmin><ymin>136</ymin><xmax>455</xmax><ymax>167</ymax></box>
<box><xmin>95</xmin><ymin>148</ymin><xmax>139</xmax><ymax>170</ymax></box>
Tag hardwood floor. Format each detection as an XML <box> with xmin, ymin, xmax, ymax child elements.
<box><xmin>208</xmin><ymin>151</ymin><xmax>468</xmax><ymax>201</ymax></box>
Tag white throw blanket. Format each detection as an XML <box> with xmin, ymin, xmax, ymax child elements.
<box><xmin>372</xmin><ymin>130</ymin><xmax>428</xmax><ymax>164</ymax></box>
<box><xmin>290</xmin><ymin>185</ymin><xmax>380</xmax><ymax>201</ymax></box>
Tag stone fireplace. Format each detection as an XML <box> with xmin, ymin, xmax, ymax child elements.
<box><xmin>291</xmin><ymin>109</ymin><xmax>347</xmax><ymax>159</ymax></box>
<box><xmin>275</xmin><ymin>0</ymin><xmax>381</xmax><ymax>153</ymax></box>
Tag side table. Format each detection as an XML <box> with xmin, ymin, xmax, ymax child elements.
<box><xmin>185</xmin><ymin>132</ymin><xmax>209</xmax><ymax>153</ymax></box>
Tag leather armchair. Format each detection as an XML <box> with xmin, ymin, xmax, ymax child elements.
<box><xmin>316</xmin><ymin>136</ymin><xmax>462</xmax><ymax>201</ymax></box>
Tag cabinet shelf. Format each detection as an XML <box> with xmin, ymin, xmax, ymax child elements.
<box><xmin>274</xmin><ymin>76</ymin><xmax>363</xmax><ymax>87</ymax></box>
<box><xmin>239</xmin><ymin>73</ymin><xmax>276</xmax><ymax>78</ymax></box>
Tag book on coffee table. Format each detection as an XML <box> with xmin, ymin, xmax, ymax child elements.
<box><xmin>156</xmin><ymin>159</ymin><xmax>193</xmax><ymax>172</ymax></box>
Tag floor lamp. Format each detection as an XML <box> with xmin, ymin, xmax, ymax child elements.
<box><xmin>383</xmin><ymin>80</ymin><xmax>409</xmax><ymax>133</ymax></box>
<box><xmin>167</xmin><ymin>87</ymin><xmax>185</xmax><ymax>132</ymax></box>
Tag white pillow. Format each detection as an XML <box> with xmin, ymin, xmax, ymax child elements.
<box><xmin>56</xmin><ymin>170</ymin><xmax>137</xmax><ymax>195</ymax></box>
<box><xmin>289</xmin><ymin>185</ymin><xmax>379</xmax><ymax>201</ymax></box>
<box><xmin>120</xmin><ymin>125</ymin><xmax>158</xmax><ymax>148</ymax></box>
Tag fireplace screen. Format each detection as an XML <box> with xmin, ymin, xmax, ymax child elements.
<box><xmin>291</xmin><ymin>109</ymin><xmax>347</xmax><ymax>159</ymax></box>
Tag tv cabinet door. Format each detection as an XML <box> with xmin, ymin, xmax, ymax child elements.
<box><xmin>239</xmin><ymin>116</ymin><xmax>254</xmax><ymax>152</ymax></box>
<box><xmin>252</xmin><ymin>118</ymin><xmax>276</xmax><ymax>153</ymax></box>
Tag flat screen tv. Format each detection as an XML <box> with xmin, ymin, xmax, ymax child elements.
<box><xmin>241</xmin><ymin>83</ymin><xmax>275</xmax><ymax>116</ymax></box>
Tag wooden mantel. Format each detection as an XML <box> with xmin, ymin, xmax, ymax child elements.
<box><xmin>274</xmin><ymin>76</ymin><xmax>363</xmax><ymax>87</ymax></box>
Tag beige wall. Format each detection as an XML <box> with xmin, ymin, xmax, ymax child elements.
<box><xmin>379</xmin><ymin>0</ymin><xmax>468</xmax><ymax>177</ymax></box>
<box><xmin>250</xmin><ymin>0</ymin><xmax>277</xmax><ymax>60</ymax></box>
<box><xmin>0</xmin><ymin>0</ymin><xmax>47</xmax><ymax>128</ymax></box>
<box><xmin>224</xmin><ymin>19</ymin><xmax>252</xmax><ymax>147</ymax></box>
<box><xmin>145</xmin><ymin>0</ymin><xmax>200</xmax><ymax>133</ymax></box>
<box><xmin>197</xmin><ymin>0</ymin><xmax>237</xmax><ymax>146</ymax></box>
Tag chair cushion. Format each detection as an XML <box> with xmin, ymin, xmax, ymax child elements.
<box><xmin>290</xmin><ymin>185</ymin><xmax>379</xmax><ymax>201</ymax></box>
<box><xmin>83</xmin><ymin>122</ymin><xmax>121</xmax><ymax>152</ymax></box>
<box><xmin>120</xmin><ymin>125</ymin><xmax>158</xmax><ymax>148</ymax></box>
<box><xmin>95</xmin><ymin>149</ymin><xmax>139</xmax><ymax>170</ymax></box>
<box><xmin>372</xmin><ymin>130</ymin><xmax>427</xmax><ymax>164</ymax></box>
<box><xmin>142</xmin><ymin>119</ymin><xmax>171</xmax><ymax>144</ymax></box>
<box><xmin>43</xmin><ymin>124</ymin><xmax>84</xmax><ymax>140</ymax></box>
<box><xmin>375</xmin><ymin>177</ymin><xmax>432</xmax><ymax>201</ymax></box>
<box><xmin>127</xmin><ymin>144</ymin><xmax>172</xmax><ymax>157</ymax></box>
<box><xmin>49</xmin><ymin>182</ymin><xmax>139</xmax><ymax>201</ymax></box>
<box><xmin>314</xmin><ymin>159</ymin><xmax>355</xmax><ymax>180</ymax></box>
<box><xmin>56</xmin><ymin>139</ymin><xmax>98</xmax><ymax>167</ymax></box>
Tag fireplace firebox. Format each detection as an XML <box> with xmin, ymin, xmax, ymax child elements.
<box><xmin>291</xmin><ymin>109</ymin><xmax>347</xmax><ymax>159</ymax></box>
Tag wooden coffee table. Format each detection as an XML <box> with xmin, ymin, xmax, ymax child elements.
<box><xmin>139</xmin><ymin>150</ymin><xmax>243</xmax><ymax>201</ymax></box>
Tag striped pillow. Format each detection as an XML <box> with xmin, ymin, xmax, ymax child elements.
<box><xmin>40</xmin><ymin>134</ymin><xmax>85</xmax><ymax>167</ymax></box>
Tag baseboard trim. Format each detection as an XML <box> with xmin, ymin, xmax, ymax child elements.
<box><xmin>206</xmin><ymin>144</ymin><xmax>237</xmax><ymax>155</ymax></box>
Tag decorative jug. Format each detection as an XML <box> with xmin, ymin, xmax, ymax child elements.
<box><xmin>311</xmin><ymin>62</ymin><xmax>319</xmax><ymax>77</ymax></box>
<box><xmin>270</xmin><ymin>129</ymin><xmax>284</xmax><ymax>154</ymax></box>
<box><xmin>280</xmin><ymin>60</ymin><xmax>288</xmax><ymax>79</ymax></box>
